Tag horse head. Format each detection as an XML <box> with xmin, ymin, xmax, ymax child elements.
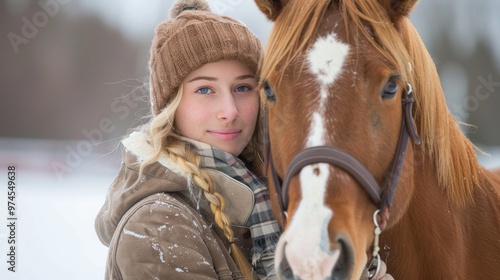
<box><xmin>256</xmin><ymin>0</ymin><xmax>425</xmax><ymax>279</ymax></box>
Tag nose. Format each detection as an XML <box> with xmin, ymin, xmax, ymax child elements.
<box><xmin>216</xmin><ymin>92</ymin><xmax>238</xmax><ymax>121</ymax></box>
<box><xmin>275</xmin><ymin>235</ymin><xmax>354</xmax><ymax>280</ymax></box>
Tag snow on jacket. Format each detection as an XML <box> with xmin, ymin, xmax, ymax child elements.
<box><xmin>95</xmin><ymin>131</ymin><xmax>263</xmax><ymax>279</ymax></box>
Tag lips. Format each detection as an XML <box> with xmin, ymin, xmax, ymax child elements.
<box><xmin>208</xmin><ymin>130</ymin><xmax>241</xmax><ymax>141</ymax></box>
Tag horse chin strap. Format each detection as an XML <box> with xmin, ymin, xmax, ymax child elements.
<box><xmin>264</xmin><ymin>83</ymin><xmax>421</xmax><ymax>276</ymax></box>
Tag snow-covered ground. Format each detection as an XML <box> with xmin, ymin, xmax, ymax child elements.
<box><xmin>0</xmin><ymin>170</ymin><xmax>111</xmax><ymax>280</ymax></box>
<box><xmin>0</xmin><ymin>139</ymin><xmax>118</xmax><ymax>280</ymax></box>
<box><xmin>0</xmin><ymin>138</ymin><xmax>499</xmax><ymax>280</ymax></box>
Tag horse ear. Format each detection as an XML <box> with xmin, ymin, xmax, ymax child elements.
<box><xmin>254</xmin><ymin>0</ymin><xmax>288</xmax><ymax>21</ymax></box>
<box><xmin>379</xmin><ymin>0</ymin><xmax>419</xmax><ymax>23</ymax></box>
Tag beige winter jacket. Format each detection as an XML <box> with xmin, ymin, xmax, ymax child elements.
<box><xmin>95</xmin><ymin>132</ymin><xmax>259</xmax><ymax>279</ymax></box>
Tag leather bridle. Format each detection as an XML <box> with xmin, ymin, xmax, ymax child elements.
<box><xmin>264</xmin><ymin>83</ymin><xmax>421</xmax><ymax>230</ymax></box>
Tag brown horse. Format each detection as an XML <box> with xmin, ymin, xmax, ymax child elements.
<box><xmin>254</xmin><ymin>0</ymin><xmax>500</xmax><ymax>279</ymax></box>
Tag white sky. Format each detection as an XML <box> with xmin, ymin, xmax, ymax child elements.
<box><xmin>73</xmin><ymin>0</ymin><xmax>272</xmax><ymax>42</ymax></box>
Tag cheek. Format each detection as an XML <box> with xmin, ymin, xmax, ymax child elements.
<box><xmin>367</xmin><ymin>109</ymin><xmax>382</xmax><ymax>141</ymax></box>
<box><xmin>370</xmin><ymin>110</ymin><xmax>382</xmax><ymax>129</ymax></box>
<box><xmin>175</xmin><ymin>102</ymin><xmax>205</xmax><ymax>135</ymax></box>
<box><xmin>241</xmin><ymin>97</ymin><xmax>260</xmax><ymax>125</ymax></box>
<box><xmin>370</xmin><ymin>109</ymin><xmax>403</xmax><ymax>174</ymax></box>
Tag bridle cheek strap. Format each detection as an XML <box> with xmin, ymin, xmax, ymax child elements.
<box><xmin>264</xmin><ymin>135</ymin><xmax>286</xmax><ymax>224</ymax></box>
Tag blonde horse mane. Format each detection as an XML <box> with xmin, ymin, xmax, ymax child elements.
<box><xmin>261</xmin><ymin>0</ymin><xmax>484</xmax><ymax>207</ymax></box>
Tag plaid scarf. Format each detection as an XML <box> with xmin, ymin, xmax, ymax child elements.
<box><xmin>188</xmin><ymin>139</ymin><xmax>281</xmax><ymax>278</ymax></box>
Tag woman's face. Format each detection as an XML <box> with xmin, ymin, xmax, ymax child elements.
<box><xmin>175</xmin><ymin>60</ymin><xmax>259</xmax><ymax>156</ymax></box>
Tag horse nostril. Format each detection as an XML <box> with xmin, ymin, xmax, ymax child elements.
<box><xmin>332</xmin><ymin>238</ymin><xmax>354</xmax><ymax>280</ymax></box>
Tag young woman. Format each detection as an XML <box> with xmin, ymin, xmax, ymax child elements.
<box><xmin>95</xmin><ymin>0</ymin><xmax>280</xmax><ymax>279</ymax></box>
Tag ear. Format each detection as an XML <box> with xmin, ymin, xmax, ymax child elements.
<box><xmin>379</xmin><ymin>0</ymin><xmax>419</xmax><ymax>23</ymax></box>
<box><xmin>254</xmin><ymin>0</ymin><xmax>287</xmax><ymax>21</ymax></box>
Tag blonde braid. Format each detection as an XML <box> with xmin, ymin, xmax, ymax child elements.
<box><xmin>168</xmin><ymin>146</ymin><xmax>253</xmax><ymax>279</ymax></box>
<box><xmin>135</xmin><ymin>86</ymin><xmax>253</xmax><ymax>279</ymax></box>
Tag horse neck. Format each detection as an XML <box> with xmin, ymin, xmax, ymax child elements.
<box><xmin>381</xmin><ymin>150</ymin><xmax>500</xmax><ymax>279</ymax></box>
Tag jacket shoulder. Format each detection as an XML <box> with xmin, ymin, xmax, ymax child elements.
<box><xmin>95</xmin><ymin>150</ymin><xmax>188</xmax><ymax>246</ymax></box>
<box><xmin>106</xmin><ymin>193</ymin><xmax>240</xmax><ymax>280</ymax></box>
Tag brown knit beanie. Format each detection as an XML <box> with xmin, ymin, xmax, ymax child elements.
<box><xmin>149</xmin><ymin>0</ymin><xmax>263</xmax><ymax>115</ymax></box>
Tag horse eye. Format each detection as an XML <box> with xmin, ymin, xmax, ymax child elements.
<box><xmin>264</xmin><ymin>81</ymin><xmax>276</xmax><ymax>102</ymax></box>
<box><xmin>382</xmin><ymin>80</ymin><xmax>398</xmax><ymax>99</ymax></box>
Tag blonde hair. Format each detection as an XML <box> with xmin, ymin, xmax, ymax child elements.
<box><xmin>137</xmin><ymin>84</ymin><xmax>264</xmax><ymax>279</ymax></box>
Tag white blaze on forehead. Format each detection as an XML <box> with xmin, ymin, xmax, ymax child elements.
<box><xmin>306</xmin><ymin>112</ymin><xmax>325</xmax><ymax>147</ymax></box>
<box><xmin>307</xmin><ymin>32</ymin><xmax>349</xmax><ymax>87</ymax></box>
<box><xmin>303</xmin><ymin>31</ymin><xmax>349</xmax><ymax>198</ymax></box>
<box><xmin>279</xmin><ymin>32</ymin><xmax>349</xmax><ymax>276</ymax></box>
<box><xmin>305</xmin><ymin>32</ymin><xmax>349</xmax><ymax>147</ymax></box>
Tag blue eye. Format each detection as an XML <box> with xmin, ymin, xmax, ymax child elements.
<box><xmin>381</xmin><ymin>80</ymin><xmax>398</xmax><ymax>99</ymax></box>
<box><xmin>196</xmin><ymin>87</ymin><xmax>213</xmax><ymax>94</ymax></box>
<box><xmin>235</xmin><ymin>85</ymin><xmax>251</xmax><ymax>92</ymax></box>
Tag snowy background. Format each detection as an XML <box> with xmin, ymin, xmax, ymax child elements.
<box><xmin>1</xmin><ymin>0</ymin><xmax>499</xmax><ymax>279</ymax></box>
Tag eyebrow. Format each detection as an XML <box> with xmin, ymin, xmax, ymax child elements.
<box><xmin>187</xmin><ymin>74</ymin><xmax>255</xmax><ymax>83</ymax></box>
<box><xmin>236</xmin><ymin>74</ymin><xmax>256</xmax><ymax>80</ymax></box>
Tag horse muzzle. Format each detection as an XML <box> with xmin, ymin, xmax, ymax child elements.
<box><xmin>275</xmin><ymin>233</ymin><xmax>355</xmax><ymax>280</ymax></box>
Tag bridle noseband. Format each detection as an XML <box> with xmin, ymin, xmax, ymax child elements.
<box><xmin>264</xmin><ymin>83</ymin><xmax>421</xmax><ymax>229</ymax></box>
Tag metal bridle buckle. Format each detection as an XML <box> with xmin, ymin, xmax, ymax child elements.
<box><xmin>367</xmin><ymin>210</ymin><xmax>382</xmax><ymax>279</ymax></box>
<box><xmin>367</xmin><ymin>254</ymin><xmax>381</xmax><ymax>279</ymax></box>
